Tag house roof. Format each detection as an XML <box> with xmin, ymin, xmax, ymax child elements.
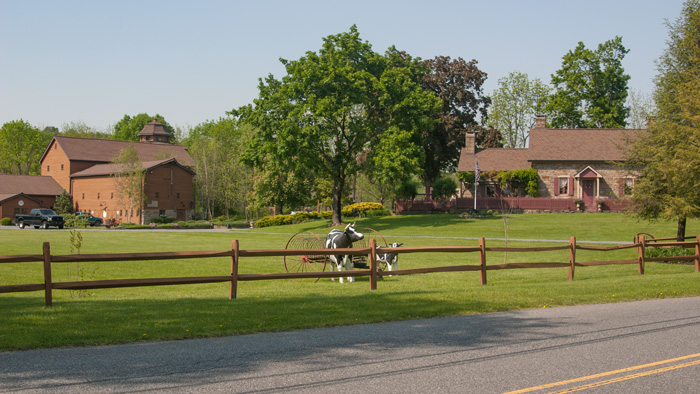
<box><xmin>457</xmin><ymin>148</ymin><xmax>531</xmax><ymax>172</ymax></box>
<box><xmin>71</xmin><ymin>158</ymin><xmax>196</xmax><ymax>178</ymax></box>
<box><xmin>457</xmin><ymin>127</ymin><xmax>646</xmax><ymax>172</ymax></box>
<box><xmin>40</xmin><ymin>136</ymin><xmax>194</xmax><ymax>166</ymax></box>
<box><xmin>0</xmin><ymin>174</ymin><xmax>65</xmax><ymax>196</ymax></box>
<box><xmin>527</xmin><ymin>128</ymin><xmax>644</xmax><ymax>162</ymax></box>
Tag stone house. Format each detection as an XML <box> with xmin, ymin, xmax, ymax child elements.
<box><xmin>38</xmin><ymin>120</ymin><xmax>196</xmax><ymax>224</ymax></box>
<box><xmin>0</xmin><ymin>174</ymin><xmax>64</xmax><ymax>221</ymax></box>
<box><xmin>456</xmin><ymin>116</ymin><xmax>645</xmax><ymax>212</ymax></box>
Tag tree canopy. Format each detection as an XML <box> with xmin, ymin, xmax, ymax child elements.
<box><xmin>547</xmin><ymin>37</ymin><xmax>630</xmax><ymax>128</ymax></box>
<box><xmin>233</xmin><ymin>26</ymin><xmax>439</xmax><ymax>225</ymax></box>
<box><xmin>0</xmin><ymin>119</ymin><xmax>49</xmax><ymax>175</ymax></box>
<box><xmin>183</xmin><ymin>117</ymin><xmax>253</xmax><ymax>220</ymax></box>
<box><xmin>420</xmin><ymin>56</ymin><xmax>490</xmax><ymax>190</ymax></box>
<box><xmin>488</xmin><ymin>71</ymin><xmax>550</xmax><ymax>147</ymax></box>
<box><xmin>624</xmin><ymin>0</ymin><xmax>700</xmax><ymax>241</ymax></box>
<box><xmin>113</xmin><ymin>113</ymin><xmax>174</xmax><ymax>142</ymax></box>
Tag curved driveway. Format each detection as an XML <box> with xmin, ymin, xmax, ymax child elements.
<box><xmin>2</xmin><ymin>297</ymin><xmax>700</xmax><ymax>393</ymax></box>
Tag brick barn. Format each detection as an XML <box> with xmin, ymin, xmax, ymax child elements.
<box><xmin>39</xmin><ymin>120</ymin><xmax>196</xmax><ymax>224</ymax></box>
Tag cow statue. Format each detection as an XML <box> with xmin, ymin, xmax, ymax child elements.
<box><xmin>325</xmin><ymin>222</ymin><xmax>364</xmax><ymax>283</ymax></box>
<box><xmin>376</xmin><ymin>242</ymin><xmax>403</xmax><ymax>276</ymax></box>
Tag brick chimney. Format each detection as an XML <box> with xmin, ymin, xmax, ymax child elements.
<box><xmin>535</xmin><ymin>115</ymin><xmax>546</xmax><ymax>129</ymax></box>
<box><xmin>464</xmin><ymin>132</ymin><xmax>476</xmax><ymax>154</ymax></box>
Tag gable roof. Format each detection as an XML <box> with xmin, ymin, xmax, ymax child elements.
<box><xmin>527</xmin><ymin>128</ymin><xmax>644</xmax><ymax>162</ymax></box>
<box><xmin>0</xmin><ymin>174</ymin><xmax>65</xmax><ymax>196</ymax></box>
<box><xmin>0</xmin><ymin>192</ymin><xmax>44</xmax><ymax>205</ymax></box>
<box><xmin>40</xmin><ymin>136</ymin><xmax>194</xmax><ymax>166</ymax></box>
<box><xmin>70</xmin><ymin>158</ymin><xmax>196</xmax><ymax>178</ymax></box>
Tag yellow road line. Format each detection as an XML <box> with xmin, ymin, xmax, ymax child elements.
<box><xmin>546</xmin><ymin>359</ymin><xmax>700</xmax><ymax>394</ymax></box>
<box><xmin>503</xmin><ymin>352</ymin><xmax>700</xmax><ymax>394</ymax></box>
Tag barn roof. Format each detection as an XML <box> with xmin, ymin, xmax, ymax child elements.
<box><xmin>70</xmin><ymin>158</ymin><xmax>196</xmax><ymax>178</ymax></box>
<box><xmin>0</xmin><ymin>174</ymin><xmax>65</xmax><ymax>196</ymax></box>
<box><xmin>40</xmin><ymin>136</ymin><xmax>194</xmax><ymax>166</ymax></box>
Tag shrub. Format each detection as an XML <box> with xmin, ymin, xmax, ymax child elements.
<box><xmin>254</xmin><ymin>212</ymin><xmax>322</xmax><ymax>228</ymax></box>
<box><xmin>645</xmin><ymin>246</ymin><xmax>694</xmax><ymax>262</ymax></box>
<box><xmin>118</xmin><ymin>223</ymin><xmax>151</xmax><ymax>229</ymax></box>
<box><xmin>364</xmin><ymin>208</ymin><xmax>390</xmax><ymax>217</ymax></box>
<box><xmin>1</xmin><ymin>217</ymin><xmax>12</xmax><ymax>225</ymax></box>
<box><xmin>151</xmin><ymin>217</ymin><xmax>176</xmax><ymax>224</ymax></box>
<box><xmin>341</xmin><ymin>202</ymin><xmax>385</xmax><ymax>217</ymax></box>
<box><xmin>226</xmin><ymin>221</ymin><xmax>250</xmax><ymax>229</ymax></box>
<box><xmin>431</xmin><ymin>177</ymin><xmax>458</xmax><ymax>200</ymax></box>
<box><xmin>396</xmin><ymin>180</ymin><xmax>419</xmax><ymax>200</ymax></box>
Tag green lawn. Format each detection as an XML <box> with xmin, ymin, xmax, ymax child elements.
<box><xmin>1</xmin><ymin>213</ymin><xmax>698</xmax><ymax>351</ymax></box>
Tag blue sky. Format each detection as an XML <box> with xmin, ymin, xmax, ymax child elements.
<box><xmin>0</xmin><ymin>0</ymin><xmax>684</xmax><ymax>133</ymax></box>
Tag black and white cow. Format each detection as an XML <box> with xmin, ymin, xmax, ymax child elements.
<box><xmin>376</xmin><ymin>242</ymin><xmax>403</xmax><ymax>276</ymax></box>
<box><xmin>325</xmin><ymin>222</ymin><xmax>364</xmax><ymax>283</ymax></box>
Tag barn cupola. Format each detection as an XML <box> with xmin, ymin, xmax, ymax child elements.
<box><xmin>138</xmin><ymin>119</ymin><xmax>172</xmax><ymax>143</ymax></box>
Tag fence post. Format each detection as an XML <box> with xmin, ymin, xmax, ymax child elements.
<box><xmin>479</xmin><ymin>237</ymin><xmax>487</xmax><ymax>285</ymax></box>
<box><xmin>695</xmin><ymin>235</ymin><xmax>699</xmax><ymax>272</ymax></box>
<box><xmin>369</xmin><ymin>239</ymin><xmax>377</xmax><ymax>291</ymax></box>
<box><xmin>43</xmin><ymin>242</ymin><xmax>52</xmax><ymax>307</ymax></box>
<box><xmin>637</xmin><ymin>235</ymin><xmax>646</xmax><ymax>275</ymax></box>
<box><xmin>230</xmin><ymin>240</ymin><xmax>239</xmax><ymax>299</ymax></box>
<box><xmin>568</xmin><ymin>236</ymin><xmax>576</xmax><ymax>281</ymax></box>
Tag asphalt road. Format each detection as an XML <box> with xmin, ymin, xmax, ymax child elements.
<box><xmin>2</xmin><ymin>297</ymin><xmax>700</xmax><ymax>393</ymax></box>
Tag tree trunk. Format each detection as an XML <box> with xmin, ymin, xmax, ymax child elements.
<box><xmin>423</xmin><ymin>180</ymin><xmax>432</xmax><ymax>201</ymax></box>
<box><xmin>677</xmin><ymin>216</ymin><xmax>686</xmax><ymax>242</ymax></box>
<box><xmin>331</xmin><ymin>179</ymin><xmax>345</xmax><ymax>226</ymax></box>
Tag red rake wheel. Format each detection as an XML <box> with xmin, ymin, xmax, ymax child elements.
<box><xmin>284</xmin><ymin>231</ymin><xmax>328</xmax><ymax>283</ymax></box>
<box><xmin>353</xmin><ymin>228</ymin><xmax>388</xmax><ymax>270</ymax></box>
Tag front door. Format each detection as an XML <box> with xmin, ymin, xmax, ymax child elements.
<box><xmin>582</xmin><ymin>180</ymin><xmax>595</xmax><ymax>207</ymax></box>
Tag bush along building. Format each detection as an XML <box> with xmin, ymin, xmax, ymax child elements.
<box><xmin>39</xmin><ymin>120</ymin><xmax>196</xmax><ymax>224</ymax></box>
<box><xmin>451</xmin><ymin>116</ymin><xmax>645</xmax><ymax>213</ymax></box>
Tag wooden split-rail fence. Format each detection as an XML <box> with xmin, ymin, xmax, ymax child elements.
<box><xmin>1</xmin><ymin>235</ymin><xmax>698</xmax><ymax>307</ymax></box>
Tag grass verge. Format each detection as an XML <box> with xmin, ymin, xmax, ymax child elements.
<box><xmin>1</xmin><ymin>213</ymin><xmax>698</xmax><ymax>351</ymax></box>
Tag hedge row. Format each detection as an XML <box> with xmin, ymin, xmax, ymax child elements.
<box><xmin>254</xmin><ymin>203</ymin><xmax>389</xmax><ymax>228</ymax></box>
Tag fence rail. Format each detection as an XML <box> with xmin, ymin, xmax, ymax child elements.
<box><xmin>1</xmin><ymin>235</ymin><xmax>698</xmax><ymax>307</ymax></box>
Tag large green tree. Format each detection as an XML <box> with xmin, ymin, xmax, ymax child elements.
<box><xmin>547</xmin><ymin>37</ymin><xmax>631</xmax><ymax>128</ymax></box>
<box><xmin>0</xmin><ymin>119</ymin><xmax>49</xmax><ymax>175</ymax></box>
<box><xmin>420</xmin><ymin>56</ymin><xmax>490</xmax><ymax>192</ymax></box>
<box><xmin>234</xmin><ymin>26</ymin><xmax>439</xmax><ymax>225</ymax></box>
<box><xmin>113</xmin><ymin>113</ymin><xmax>174</xmax><ymax>142</ymax></box>
<box><xmin>488</xmin><ymin>71</ymin><xmax>550</xmax><ymax>147</ymax></box>
<box><xmin>624</xmin><ymin>0</ymin><xmax>700</xmax><ymax>241</ymax></box>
